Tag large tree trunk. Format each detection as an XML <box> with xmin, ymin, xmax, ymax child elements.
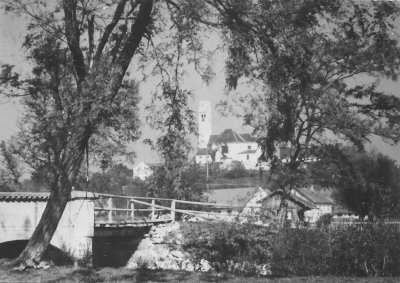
<box><xmin>12</xmin><ymin>144</ymin><xmax>86</xmax><ymax>268</ymax></box>
<box><xmin>12</xmin><ymin>177</ymin><xmax>73</xmax><ymax>268</ymax></box>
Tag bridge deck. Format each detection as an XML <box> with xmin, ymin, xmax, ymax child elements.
<box><xmin>94</xmin><ymin>219</ymin><xmax>172</xmax><ymax>228</ymax></box>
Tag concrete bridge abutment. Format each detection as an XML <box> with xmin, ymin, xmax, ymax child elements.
<box><xmin>0</xmin><ymin>191</ymin><xmax>96</xmax><ymax>261</ymax></box>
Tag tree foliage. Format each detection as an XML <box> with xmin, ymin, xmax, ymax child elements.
<box><xmin>315</xmin><ymin>148</ymin><xmax>400</xmax><ymax>220</ymax></box>
<box><xmin>88</xmin><ymin>163</ymin><xmax>132</xmax><ymax>195</ymax></box>
<box><xmin>215</xmin><ymin>1</ymin><xmax>400</xmax><ymax>218</ymax></box>
<box><xmin>0</xmin><ymin>140</ymin><xmax>21</xmax><ymax>191</ymax></box>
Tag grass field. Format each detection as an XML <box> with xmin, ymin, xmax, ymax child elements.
<box><xmin>1</xmin><ymin>265</ymin><xmax>400</xmax><ymax>283</ymax></box>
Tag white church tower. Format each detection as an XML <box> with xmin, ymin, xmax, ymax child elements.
<box><xmin>198</xmin><ymin>100</ymin><xmax>212</xmax><ymax>148</ymax></box>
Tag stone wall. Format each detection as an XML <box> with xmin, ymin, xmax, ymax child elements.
<box><xmin>126</xmin><ymin>222</ymin><xmax>212</xmax><ymax>272</ymax></box>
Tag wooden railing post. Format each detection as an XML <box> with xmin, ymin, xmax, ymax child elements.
<box><xmin>130</xmin><ymin>201</ymin><xmax>135</xmax><ymax>221</ymax></box>
<box><xmin>171</xmin><ymin>200</ymin><xmax>176</xmax><ymax>221</ymax></box>
<box><xmin>151</xmin><ymin>199</ymin><xmax>156</xmax><ymax>220</ymax></box>
<box><xmin>107</xmin><ymin>197</ymin><xmax>113</xmax><ymax>222</ymax></box>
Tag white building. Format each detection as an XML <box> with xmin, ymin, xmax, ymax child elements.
<box><xmin>133</xmin><ymin>162</ymin><xmax>153</xmax><ymax>180</ymax></box>
<box><xmin>195</xmin><ymin>101</ymin><xmax>261</xmax><ymax>169</ymax></box>
<box><xmin>208</xmin><ymin>129</ymin><xmax>261</xmax><ymax>169</ymax></box>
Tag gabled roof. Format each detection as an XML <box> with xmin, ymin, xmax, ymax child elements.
<box><xmin>196</xmin><ymin>148</ymin><xmax>210</xmax><ymax>156</ymax></box>
<box><xmin>205</xmin><ymin>187</ymin><xmax>263</xmax><ymax>206</ymax></box>
<box><xmin>261</xmin><ymin>190</ymin><xmax>316</xmax><ymax>209</ymax></box>
<box><xmin>208</xmin><ymin>129</ymin><xmax>255</xmax><ymax>145</ymax></box>
<box><xmin>295</xmin><ymin>187</ymin><xmax>334</xmax><ymax>205</ymax></box>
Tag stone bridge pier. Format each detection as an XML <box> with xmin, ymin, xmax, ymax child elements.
<box><xmin>0</xmin><ymin>191</ymin><xmax>96</xmax><ymax>260</ymax></box>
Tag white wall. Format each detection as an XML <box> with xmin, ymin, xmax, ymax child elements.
<box><xmin>133</xmin><ymin>163</ymin><xmax>153</xmax><ymax>180</ymax></box>
<box><xmin>0</xmin><ymin>191</ymin><xmax>95</xmax><ymax>259</ymax></box>
<box><xmin>214</xmin><ymin>142</ymin><xmax>260</xmax><ymax>169</ymax></box>
<box><xmin>304</xmin><ymin>204</ymin><xmax>333</xmax><ymax>223</ymax></box>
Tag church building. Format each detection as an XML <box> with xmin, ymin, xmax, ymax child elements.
<box><xmin>195</xmin><ymin>100</ymin><xmax>261</xmax><ymax>169</ymax></box>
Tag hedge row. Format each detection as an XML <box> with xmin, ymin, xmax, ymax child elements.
<box><xmin>178</xmin><ymin>221</ymin><xmax>400</xmax><ymax>277</ymax></box>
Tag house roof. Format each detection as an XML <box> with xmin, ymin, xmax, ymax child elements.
<box><xmin>196</xmin><ymin>148</ymin><xmax>210</xmax><ymax>156</ymax></box>
<box><xmin>260</xmin><ymin>186</ymin><xmax>357</xmax><ymax>215</ymax></box>
<box><xmin>295</xmin><ymin>186</ymin><xmax>334</xmax><ymax>205</ymax></box>
<box><xmin>205</xmin><ymin>187</ymin><xmax>266</xmax><ymax>207</ymax></box>
<box><xmin>208</xmin><ymin>129</ymin><xmax>255</xmax><ymax>145</ymax></box>
<box><xmin>261</xmin><ymin>190</ymin><xmax>316</xmax><ymax>209</ymax></box>
<box><xmin>0</xmin><ymin>191</ymin><xmax>97</xmax><ymax>202</ymax></box>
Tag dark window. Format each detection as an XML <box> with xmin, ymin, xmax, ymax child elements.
<box><xmin>248</xmin><ymin>145</ymin><xmax>251</xmax><ymax>150</ymax></box>
<box><xmin>221</xmin><ymin>145</ymin><xmax>228</xmax><ymax>154</ymax></box>
<box><xmin>247</xmin><ymin>154</ymin><xmax>249</xmax><ymax>160</ymax></box>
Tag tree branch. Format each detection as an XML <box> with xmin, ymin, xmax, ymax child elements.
<box><xmin>92</xmin><ymin>0</ymin><xmax>129</xmax><ymax>69</ymax></box>
<box><xmin>63</xmin><ymin>0</ymin><xmax>87</xmax><ymax>83</ymax></box>
<box><xmin>106</xmin><ymin>0</ymin><xmax>153</xmax><ymax>99</ymax></box>
<box><xmin>87</xmin><ymin>14</ymin><xmax>95</xmax><ymax>66</ymax></box>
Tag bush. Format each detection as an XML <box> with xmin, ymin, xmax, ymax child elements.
<box><xmin>316</xmin><ymin>213</ymin><xmax>333</xmax><ymax>229</ymax></box>
<box><xmin>178</xmin><ymin>221</ymin><xmax>400</xmax><ymax>277</ymax></box>
<box><xmin>269</xmin><ymin>228</ymin><xmax>331</xmax><ymax>276</ymax></box>
<box><xmin>223</xmin><ymin>161</ymin><xmax>249</xmax><ymax>179</ymax></box>
<box><xmin>179</xmin><ymin>221</ymin><xmax>273</xmax><ymax>275</ymax></box>
<box><xmin>330</xmin><ymin>226</ymin><xmax>400</xmax><ymax>276</ymax></box>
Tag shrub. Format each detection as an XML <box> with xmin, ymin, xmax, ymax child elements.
<box><xmin>330</xmin><ymin>226</ymin><xmax>400</xmax><ymax>276</ymax></box>
<box><xmin>178</xmin><ymin>221</ymin><xmax>400</xmax><ymax>277</ymax></box>
<box><xmin>223</xmin><ymin>161</ymin><xmax>249</xmax><ymax>179</ymax></box>
<box><xmin>269</xmin><ymin>228</ymin><xmax>331</xmax><ymax>276</ymax></box>
<box><xmin>179</xmin><ymin>221</ymin><xmax>273</xmax><ymax>275</ymax></box>
<box><xmin>316</xmin><ymin>213</ymin><xmax>333</xmax><ymax>229</ymax></box>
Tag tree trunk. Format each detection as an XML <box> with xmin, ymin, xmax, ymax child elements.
<box><xmin>12</xmin><ymin>131</ymin><xmax>88</xmax><ymax>268</ymax></box>
<box><xmin>12</xmin><ymin>175</ymin><xmax>73</xmax><ymax>268</ymax></box>
<box><xmin>277</xmin><ymin>187</ymin><xmax>291</xmax><ymax>228</ymax></box>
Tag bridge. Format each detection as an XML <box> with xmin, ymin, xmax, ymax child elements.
<box><xmin>0</xmin><ymin>190</ymin><xmax>245</xmax><ymax>266</ymax></box>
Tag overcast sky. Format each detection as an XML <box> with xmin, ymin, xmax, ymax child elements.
<box><xmin>1</xmin><ymin>9</ymin><xmax>400</xmax><ymax>167</ymax></box>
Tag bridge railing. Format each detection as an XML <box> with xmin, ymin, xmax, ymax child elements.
<box><xmin>93</xmin><ymin>193</ymin><xmax>265</xmax><ymax>224</ymax></box>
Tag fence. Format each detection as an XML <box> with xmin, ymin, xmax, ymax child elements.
<box><xmin>329</xmin><ymin>220</ymin><xmax>400</xmax><ymax>231</ymax></box>
<box><xmin>93</xmin><ymin>193</ymin><xmax>259</xmax><ymax>224</ymax></box>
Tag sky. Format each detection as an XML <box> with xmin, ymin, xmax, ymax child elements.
<box><xmin>1</xmin><ymin>7</ymin><xmax>400</xmax><ymax>169</ymax></box>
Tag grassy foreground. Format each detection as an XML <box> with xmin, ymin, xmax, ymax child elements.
<box><xmin>1</xmin><ymin>265</ymin><xmax>400</xmax><ymax>283</ymax></box>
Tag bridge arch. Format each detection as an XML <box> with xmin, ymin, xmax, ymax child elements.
<box><xmin>0</xmin><ymin>240</ymin><xmax>74</xmax><ymax>265</ymax></box>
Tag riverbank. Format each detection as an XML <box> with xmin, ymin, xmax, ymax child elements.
<box><xmin>1</xmin><ymin>264</ymin><xmax>400</xmax><ymax>283</ymax></box>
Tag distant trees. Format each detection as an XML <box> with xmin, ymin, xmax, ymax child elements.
<box><xmin>88</xmin><ymin>164</ymin><xmax>132</xmax><ymax>195</ymax></box>
<box><xmin>148</xmin><ymin>163</ymin><xmax>207</xmax><ymax>201</ymax></box>
<box><xmin>0</xmin><ymin>140</ymin><xmax>21</xmax><ymax>192</ymax></box>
